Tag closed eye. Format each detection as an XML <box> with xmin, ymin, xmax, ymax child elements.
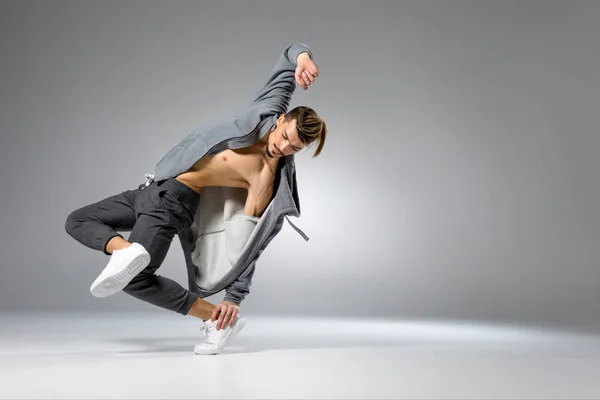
<box><xmin>284</xmin><ymin>130</ymin><xmax>301</xmax><ymax>151</ymax></box>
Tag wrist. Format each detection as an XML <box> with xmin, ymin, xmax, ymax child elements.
<box><xmin>223</xmin><ymin>297</ymin><xmax>240</xmax><ymax>306</ymax></box>
<box><xmin>296</xmin><ymin>52</ymin><xmax>311</xmax><ymax>63</ymax></box>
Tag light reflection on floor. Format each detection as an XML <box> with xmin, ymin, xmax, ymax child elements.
<box><xmin>1</xmin><ymin>312</ymin><xmax>599</xmax><ymax>399</ymax></box>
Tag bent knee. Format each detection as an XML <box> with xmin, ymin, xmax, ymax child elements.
<box><xmin>65</xmin><ymin>208</ymin><xmax>85</xmax><ymax>236</ymax></box>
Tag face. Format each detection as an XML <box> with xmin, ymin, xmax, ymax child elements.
<box><xmin>266</xmin><ymin>114</ymin><xmax>305</xmax><ymax>158</ymax></box>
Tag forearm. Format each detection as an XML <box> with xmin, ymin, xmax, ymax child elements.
<box><xmin>251</xmin><ymin>43</ymin><xmax>313</xmax><ymax>106</ymax></box>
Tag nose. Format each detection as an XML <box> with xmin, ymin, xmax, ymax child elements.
<box><xmin>281</xmin><ymin>142</ymin><xmax>293</xmax><ymax>154</ymax></box>
<box><xmin>273</xmin><ymin>144</ymin><xmax>283</xmax><ymax>156</ymax></box>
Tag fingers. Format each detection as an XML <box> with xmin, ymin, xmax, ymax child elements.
<box><xmin>223</xmin><ymin>307</ymin><xmax>235</xmax><ymax>329</ymax></box>
<box><xmin>210</xmin><ymin>305</ymin><xmax>220</xmax><ymax>322</ymax></box>
<box><xmin>297</xmin><ymin>71</ymin><xmax>317</xmax><ymax>90</ymax></box>
<box><xmin>295</xmin><ymin>71</ymin><xmax>307</xmax><ymax>90</ymax></box>
<box><xmin>295</xmin><ymin>67</ymin><xmax>319</xmax><ymax>90</ymax></box>
<box><xmin>213</xmin><ymin>304</ymin><xmax>240</xmax><ymax>330</ymax></box>
<box><xmin>295</xmin><ymin>56</ymin><xmax>319</xmax><ymax>89</ymax></box>
<box><xmin>296</xmin><ymin>78</ymin><xmax>307</xmax><ymax>90</ymax></box>
<box><xmin>217</xmin><ymin>307</ymin><xmax>227</xmax><ymax>330</ymax></box>
<box><xmin>301</xmin><ymin>71</ymin><xmax>311</xmax><ymax>88</ymax></box>
<box><xmin>303</xmin><ymin>70</ymin><xmax>316</xmax><ymax>83</ymax></box>
<box><xmin>230</xmin><ymin>309</ymin><xmax>238</xmax><ymax>326</ymax></box>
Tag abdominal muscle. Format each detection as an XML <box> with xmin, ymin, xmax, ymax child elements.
<box><xmin>175</xmin><ymin>147</ymin><xmax>275</xmax><ymax>217</ymax></box>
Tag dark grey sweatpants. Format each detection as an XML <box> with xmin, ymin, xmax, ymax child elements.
<box><xmin>65</xmin><ymin>178</ymin><xmax>200</xmax><ymax>315</ymax></box>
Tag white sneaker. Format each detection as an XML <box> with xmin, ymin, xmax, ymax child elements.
<box><xmin>90</xmin><ymin>242</ymin><xmax>151</xmax><ymax>298</ymax></box>
<box><xmin>194</xmin><ymin>315</ymin><xmax>246</xmax><ymax>355</ymax></box>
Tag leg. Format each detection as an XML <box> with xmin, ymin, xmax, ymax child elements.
<box><xmin>65</xmin><ymin>187</ymin><xmax>141</xmax><ymax>255</ymax></box>
<box><xmin>66</xmin><ymin>180</ymin><xmax>216</xmax><ymax>319</ymax></box>
<box><xmin>121</xmin><ymin>179</ymin><xmax>210</xmax><ymax>316</ymax></box>
<box><xmin>188</xmin><ymin>298</ymin><xmax>217</xmax><ymax>321</ymax></box>
<box><xmin>105</xmin><ymin>235</ymin><xmax>132</xmax><ymax>255</ymax></box>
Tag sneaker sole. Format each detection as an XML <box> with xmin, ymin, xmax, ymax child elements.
<box><xmin>90</xmin><ymin>252</ymin><xmax>151</xmax><ymax>298</ymax></box>
<box><xmin>194</xmin><ymin>318</ymin><xmax>246</xmax><ymax>355</ymax></box>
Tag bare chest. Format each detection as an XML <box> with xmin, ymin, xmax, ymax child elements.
<box><xmin>177</xmin><ymin>147</ymin><xmax>275</xmax><ymax>193</ymax></box>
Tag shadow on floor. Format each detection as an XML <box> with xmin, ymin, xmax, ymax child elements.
<box><xmin>109</xmin><ymin>335</ymin><xmax>433</xmax><ymax>355</ymax></box>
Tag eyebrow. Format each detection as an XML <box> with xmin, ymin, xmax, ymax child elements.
<box><xmin>284</xmin><ymin>129</ymin><xmax>301</xmax><ymax>150</ymax></box>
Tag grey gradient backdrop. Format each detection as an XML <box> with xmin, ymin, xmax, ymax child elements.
<box><xmin>1</xmin><ymin>0</ymin><xmax>598</xmax><ymax>328</ymax></box>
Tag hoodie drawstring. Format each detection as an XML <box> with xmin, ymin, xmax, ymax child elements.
<box><xmin>285</xmin><ymin>215</ymin><xmax>310</xmax><ymax>241</ymax></box>
<box><xmin>144</xmin><ymin>174</ymin><xmax>155</xmax><ymax>187</ymax></box>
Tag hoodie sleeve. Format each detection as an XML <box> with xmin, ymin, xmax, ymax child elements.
<box><xmin>250</xmin><ymin>43</ymin><xmax>313</xmax><ymax>114</ymax></box>
<box><xmin>223</xmin><ymin>259</ymin><xmax>257</xmax><ymax>305</ymax></box>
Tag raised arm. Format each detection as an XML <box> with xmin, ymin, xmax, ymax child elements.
<box><xmin>251</xmin><ymin>43</ymin><xmax>318</xmax><ymax>114</ymax></box>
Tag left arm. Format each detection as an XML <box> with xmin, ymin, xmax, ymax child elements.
<box><xmin>212</xmin><ymin>188</ymin><xmax>271</xmax><ymax>330</ymax></box>
<box><xmin>214</xmin><ymin>215</ymin><xmax>285</xmax><ymax>329</ymax></box>
<box><xmin>211</xmin><ymin>260</ymin><xmax>256</xmax><ymax>331</ymax></box>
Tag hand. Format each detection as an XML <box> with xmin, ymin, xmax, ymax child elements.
<box><xmin>210</xmin><ymin>300</ymin><xmax>240</xmax><ymax>330</ymax></box>
<box><xmin>295</xmin><ymin>52</ymin><xmax>319</xmax><ymax>90</ymax></box>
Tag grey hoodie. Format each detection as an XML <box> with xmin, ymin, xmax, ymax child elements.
<box><xmin>145</xmin><ymin>43</ymin><xmax>313</xmax><ymax>305</ymax></box>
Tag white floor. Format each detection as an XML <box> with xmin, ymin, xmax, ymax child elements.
<box><xmin>1</xmin><ymin>312</ymin><xmax>599</xmax><ymax>399</ymax></box>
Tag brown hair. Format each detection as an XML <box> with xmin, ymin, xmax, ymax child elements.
<box><xmin>284</xmin><ymin>106</ymin><xmax>327</xmax><ymax>158</ymax></box>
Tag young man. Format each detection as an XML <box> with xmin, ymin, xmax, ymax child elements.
<box><xmin>65</xmin><ymin>43</ymin><xmax>327</xmax><ymax>355</ymax></box>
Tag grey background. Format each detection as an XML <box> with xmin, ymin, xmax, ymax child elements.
<box><xmin>1</xmin><ymin>0</ymin><xmax>598</xmax><ymax>329</ymax></box>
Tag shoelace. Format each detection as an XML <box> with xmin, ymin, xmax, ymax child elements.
<box><xmin>202</xmin><ymin>323</ymin><xmax>218</xmax><ymax>344</ymax></box>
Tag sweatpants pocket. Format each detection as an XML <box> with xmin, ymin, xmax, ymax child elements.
<box><xmin>159</xmin><ymin>190</ymin><xmax>193</xmax><ymax>229</ymax></box>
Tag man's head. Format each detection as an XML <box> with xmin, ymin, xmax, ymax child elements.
<box><xmin>265</xmin><ymin>106</ymin><xmax>327</xmax><ymax>159</ymax></box>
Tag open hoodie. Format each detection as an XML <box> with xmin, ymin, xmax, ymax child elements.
<box><xmin>144</xmin><ymin>43</ymin><xmax>312</xmax><ymax>305</ymax></box>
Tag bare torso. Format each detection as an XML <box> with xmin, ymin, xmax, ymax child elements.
<box><xmin>175</xmin><ymin>140</ymin><xmax>278</xmax><ymax>218</ymax></box>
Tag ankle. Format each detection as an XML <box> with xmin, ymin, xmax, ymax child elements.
<box><xmin>106</xmin><ymin>237</ymin><xmax>132</xmax><ymax>254</ymax></box>
<box><xmin>188</xmin><ymin>298</ymin><xmax>216</xmax><ymax>321</ymax></box>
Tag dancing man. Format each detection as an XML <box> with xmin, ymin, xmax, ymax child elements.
<box><xmin>65</xmin><ymin>43</ymin><xmax>327</xmax><ymax>355</ymax></box>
